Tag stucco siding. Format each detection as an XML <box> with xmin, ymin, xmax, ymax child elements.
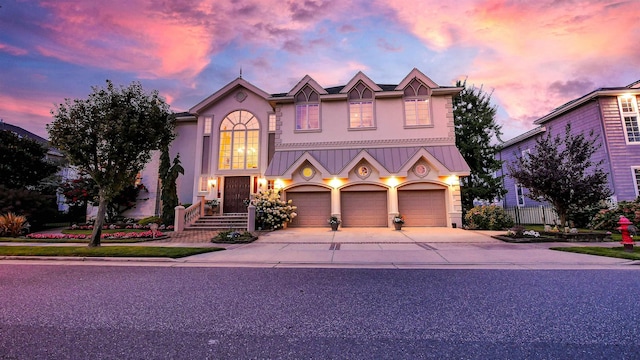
<box><xmin>172</xmin><ymin>120</ymin><xmax>197</xmax><ymax>205</ymax></box>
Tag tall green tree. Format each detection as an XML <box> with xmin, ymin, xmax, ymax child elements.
<box><xmin>159</xmin><ymin>145</ymin><xmax>183</xmax><ymax>226</ymax></box>
<box><xmin>48</xmin><ymin>80</ymin><xmax>175</xmax><ymax>246</ymax></box>
<box><xmin>0</xmin><ymin>130</ymin><xmax>59</xmax><ymax>189</ymax></box>
<box><xmin>507</xmin><ymin>124</ymin><xmax>611</xmax><ymax>227</ymax></box>
<box><xmin>453</xmin><ymin>79</ymin><xmax>505</xmax><ymax>213</ymax></box>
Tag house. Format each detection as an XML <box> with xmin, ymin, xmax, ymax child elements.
<box><xmin>0</xmin><ymin>120</ymin><xmax>74</xmax><ymax>212</ymax></box>
<box><xmin>142</xmin><ymin>69</ymin><xmax>470</xmax><ymax>228</ymax></box>
<box><xmin>498</xmin><ymin>80</ymin><xmax>640</xmax><ymax>220</ymax></box>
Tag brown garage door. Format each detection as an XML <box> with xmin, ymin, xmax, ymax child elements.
<box><xmin>341</xmin><ymin>191</ymin><xmax>387</xmax><ymax>227</ymax></box>
<box><xmin>398</xmin><ymin>190</ymin><xmax>447</xmax><ymax>226</ymax></box>
<box><xmin>286</xmin><ymin>191</ymin><xmax>331</xmax><ymax>227</ymax></box>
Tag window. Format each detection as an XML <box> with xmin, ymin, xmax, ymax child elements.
<box><xmin>268</xmin><ymin>113</ymin><xmax>276</xmax><ymax>132</ymax></box>
<box><xmin>295</xmin><ymin>86</ymin><xmax>320</xmax><ymax>130</ymax></box>
<box><xmin>204</xmin><ymin>116</ymin><xmax>213</xmax><ymax>134</ymax></box>
<box><xmin>349</xmin><ymin>82</ymin><xmax>374</xmax><ymax>128</ymax></box>
<box><xmin>218</xmin><ymin>110</ymin><xmax>259</xmax><ymax>170</ymax></box>
<box><xmin>634</xmin><ymin>167</ymin><xmax>640</xmax><ymax>198</ymax></box>
<box><xmin>403</xmin><ymin>79</ymin><xmax>431</xmax><ymax>126</ymax></box>
<box><xmin>199</xmin><ymin>176</ymin><xmax>209</xmax><ymax>192</ymax></box>
<box><xmin>618</xmin><ymin>95</ymin><xmax>640</xmax><ymax>143</ymax></box>
<box><xmin>515</xmin><ymin>183</ymin><xmax>525</xmax><ymax>207</ymax></box>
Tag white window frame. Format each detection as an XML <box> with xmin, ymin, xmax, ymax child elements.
<box><xmin>515</xmin><ymin>183</ymin><xmax>525</xmax><ymax>207</ymax></box>
<box><xmin>633</xmin><ymin>166</ymin><xmax>640</xmax><ymax>198</ymax></box>
<box><xmin>618</xmin><ymin>95</ymin><xmax>640</xmax><ymax>144</ymax></box>
<box><xmin>294</xmin><ymin>86</ymin><xmax>320</xmax><ymax>131</ymax></box>
<box><xmin>403</xmin><ymin>78</ymin><xmax>432</xmax><ymax>127</ymax></box>
<box><xmin>268</xmin><ymin>113</ymin><xmax>276</xmax><ymax>133</ymax></box>
<box><xmin>348</xmin><ymin>82</ymin><xmax>375</xmax><ymax>129</ymax></box>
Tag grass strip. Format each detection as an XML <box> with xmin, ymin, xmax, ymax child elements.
<box><xmin>0</xmin><ymin>246</ymin><xmax>223</xmax><ymax>259</ymax></box>
<box><xmin>0</xmin><ymin>237</ymin><xmax>149</xmax><ymax>243</ymax></box>
<box><xmin>551</xmin><ymin>246</ymin><xmax>640</xmax><ymax>261</ymax></box>
<box><xmin>61</xmin><ymin>229</ymin><xmax>150</xmax><ymax>235</ymax></box>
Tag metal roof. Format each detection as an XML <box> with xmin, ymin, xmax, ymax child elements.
<box><xmin>265</xmin><ymin>145</ymin><xmax>470</xmax><ymax>177</ymax></box>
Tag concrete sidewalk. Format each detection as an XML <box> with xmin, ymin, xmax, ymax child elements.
<box><xmin>3</xmin><ymin>227</ymin><xmax>636</xmax><ymax>270</ymax></box>
<box><xmin>176</xmin><ymin>227</ymin><xmax>637</xmax><ymax>270</ymax></box>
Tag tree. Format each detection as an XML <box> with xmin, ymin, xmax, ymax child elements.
<box><xmin>507</xmin><ymin>124</ymin><xmax>612</xmax><ymax>227</ymax></box>
<box><xmin>48</xmin><ymin>80</ymin><xmax>175</xmax><ymax>246</ymax></box>
<box><xmin>159</xmin><ymin>145</ymin><xmax>183</xmax><ymax>225</ymax></box>
<box><xmin>0</xmin><ymin>130</ymin><xmax>59</xmax><ymax>189</ymax></box>
<box><xmin>453</xmin><ymin>79</ymin><xmax>506</xmax><ymax>213</ymax></box>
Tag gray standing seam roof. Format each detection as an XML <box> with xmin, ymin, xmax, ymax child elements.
<box><xmin>265</xmin><ymin>145</ymin><xmax>470</xmax><ymax>176</ymax></box>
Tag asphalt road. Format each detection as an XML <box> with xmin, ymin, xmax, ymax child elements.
<box><xmin>1</xmin><ymin>265</ymin><xmax>639</xmax><ymax>359</ymax></box>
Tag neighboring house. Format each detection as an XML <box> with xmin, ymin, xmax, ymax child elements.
<box><xmin>140</xmin><ymin>68</ymin><xmax>470</xmax><ymax>227</ymax></box>
<box><xmin>0</xmin><ymin>120</ymin><xmax>75</xmax><ymax>212</ymax></box>
<box><xmin>498</xmin><ymin>80</ymin><xmax>640</xmax><ymax>218</ymax></box>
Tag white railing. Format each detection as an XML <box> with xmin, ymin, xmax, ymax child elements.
<box><xmin>174</xmin><ymin>199</ymin><xmax>203</xmax><ymax>231</ymax></box>
<box><xmin>504</xmin><ymin>206</ymin><xmax>559</xmax><ymax>225</ymax></box>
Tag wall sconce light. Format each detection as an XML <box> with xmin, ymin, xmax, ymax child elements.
<box><xmin>329</xmin><ymin>177</ymin><xmax>342</xmax><ymax>189</ymax></box>
<box><xmin>208</xmin><ymin>178</ymin><xmax>217</xmax><ymax>189</ymax></box>
<box><xmin>274</xmin><ymin>179</ymin><xmax>285</xmax><ymax>190</ymax></box>
<box><xmin>258</xmin><ymin>177</ymin><xmax>267</xmax><ymax>186</ymax></box>
<box><xmin>386</xmin><ymin>176</ymin><xmax>399</xmax><ymax>188</ymax></box>
<box><xmin>445</xmin><ymin>175</ymin><xmax>459</xmax><ymax>186</ymax></box>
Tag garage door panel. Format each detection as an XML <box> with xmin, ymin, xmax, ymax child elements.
<box><xmin>287</xmin><ymin>192</ymin><xmax>331</xmax><ymax>227</ymax></box>
<box><xmin>398</xmin><ymin>190</ymin><xmax>446</xmax><ymax>227</ymax></box>
<box><xmin>341</xmin><ymin>191</ymin><xmax>387</xmax><ymax>227</ymax></box>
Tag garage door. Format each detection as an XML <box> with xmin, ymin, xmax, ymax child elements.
<box><xmin>398</xmin><ymin>190</ymin><xmax>447</xmax><ymax>226</ymax></box>
<box><xmin>286</xmin><ymin>191</ymin><xmax>331</xmax><ymax>227</ymax></box>
<box><xmin>341</xmin><ymin>191</ymin><xmax>387</xmax><ymax>227</ymax></box>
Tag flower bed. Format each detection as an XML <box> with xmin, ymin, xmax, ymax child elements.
<box><xmin>70</xmin><ymin>224</ymin><xmax>174</xmax><ymax>231</ymax></box>
<box><xmin>26</xmin><ymin>230</ymin><xmax>163</xmax><ymax>240</ymax></box>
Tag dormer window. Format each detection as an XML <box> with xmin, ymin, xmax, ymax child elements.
<box><xmin>349</xmin><ymin>82</ymin><xmax>374</xmax><ymax>129</ymax></box>
<box><xmin>403</xmin><ymin>78</ymin><xmax>431</xmax><ymax>126</ymax></box>
<box><xmin>295</xmin><ymin>86</ymin><xmax>320</xmax><ymax>131</ymax></box>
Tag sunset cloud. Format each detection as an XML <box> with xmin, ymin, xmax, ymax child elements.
<box><xmin>0</xmin><ymin>0</ymin><xmax>638</xmax><ymax>140</ymax></box>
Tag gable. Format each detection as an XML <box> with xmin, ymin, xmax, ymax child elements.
<box><xmin>190</xmin><ymin>77</ymin><xmax>271</xmax><ymax>114</ymax></box>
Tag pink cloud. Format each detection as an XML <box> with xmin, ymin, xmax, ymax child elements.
<box><xmin>0</xmin><ymin>43</ymin><xmax>28</xmax><ymax>56</ymax></box>
<box><xmin>33</xmin><ymin>0</ymin><xmax>355</xmax><ymax>81</ymax></box>
<box><xmin>385</xmin><ymin>0</ymin><xmax>640</xmax><ymax>138</ymax></box>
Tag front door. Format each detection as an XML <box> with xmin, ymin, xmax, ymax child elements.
<box><xmin>223</xmin><ymin>176</ymin><xmax>251</xmax><ymax>213</ymax></box>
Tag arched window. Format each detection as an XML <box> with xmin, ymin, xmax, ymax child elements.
<box><xmin>295</xmin><ymin>85</ymin><xmax>320</xmax><ymax>130</ymax></box>
<box><xmin>349</xmin><ymin>82</ymin><xmax>374</xmax><ymax>128</ymax></box>
<box><xmin>219</xmin><ymin>110</ymin><xmax>259</xmax><ymax>170</ymax></box>
<box><xmin>404</xmin><ymin>78</ymin><xmax>431</xmax><ymax>126</ymax></box>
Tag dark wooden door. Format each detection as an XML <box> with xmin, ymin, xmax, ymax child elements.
<box><xmin>223</xmin><ymin>176</ymin><xmax>250</xmax><ymax>213</ymax></box>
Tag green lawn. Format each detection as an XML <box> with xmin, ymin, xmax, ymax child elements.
<box><xmin>0</xmin><ymin>246</ymin><xmax>224</xmax><ymax>258</ymax></box>
<box><xmin>0</xmin><ymin>237</ymin><xmax>151</xmax><ymax>243</ymax></box>
<box><xmin>61</xmin><ymin>228</ymin><xmax>151</xmax><ymax>234</ymax></box>
<box><xmin>551</xmin><ymin>246</ymin><xmax>640</xmax><ymax>261</ymax></box>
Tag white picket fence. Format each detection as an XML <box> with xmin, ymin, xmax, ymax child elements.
<box><xmin>504</xmin><ymin>206</ymin><xmax>560</xmax><ymax>225</ymax></box>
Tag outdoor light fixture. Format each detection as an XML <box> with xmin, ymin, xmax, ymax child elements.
<box><xmin>208</xmin><ymin>178</ymin><xmax>217</xmax><ymax>188</ymax></box>
<box><xmin>274</xmin><ymin>179</ymin><xmax>285</xmax><ymax>190</ymax></box>
<box><xmin>329</xmin><ymin>177</ymin><xmax>342</xmax><ymax>189</ymax></box>
<box><xmin>445</xmin><ymin>175</ymin><xmax>459</xmax><ymax>186</ymax></box>
<box><xmin>386</xmin><ymin>176</ymin><xmax>399</xmax><ymax>188</ymax></box>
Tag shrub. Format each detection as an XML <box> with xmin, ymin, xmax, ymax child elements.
<box><xmin>465</xmin><ymin>205</ymin><xmax>514</xmax><ymax>230</ymax></box>
<box><xmin>252</xmin><ymin>190</ymin><xmax>297</xmax><ymax>230</ymax></box>
<box><xmin>0</xmin><ymin>212</ymin><xmax>29</xmax><ymax>237</ymax></box>
<box><xmin>138</xmin><ymin>216</ymin><xmax>163</xmax><ymax>226</ymax></box>
<box><xmin>591</xmin><ymin>198</ymin><xmax>640</xmax><ymax>230</ymax></box>
<box><xmin>212</xmin><ymin>230</ymin><xmax>257</xmax><ymax>243</ymax></box>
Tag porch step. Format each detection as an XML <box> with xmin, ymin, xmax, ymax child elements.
<box><xmin>185</xmin><ymin>214</ymin><xmax>248</xmax><ymax>231</ymax></box>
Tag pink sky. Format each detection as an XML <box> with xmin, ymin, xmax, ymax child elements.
<box><xmin>1</xmin><ymin>0</ymin><xmax>638</xmax><ymax>140</ymax></box>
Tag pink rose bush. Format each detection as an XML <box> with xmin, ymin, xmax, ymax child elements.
<box><xmin>26</xmin><ymin>230</ymin><xmax>162</xmax><ymax>240</ymax></box>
